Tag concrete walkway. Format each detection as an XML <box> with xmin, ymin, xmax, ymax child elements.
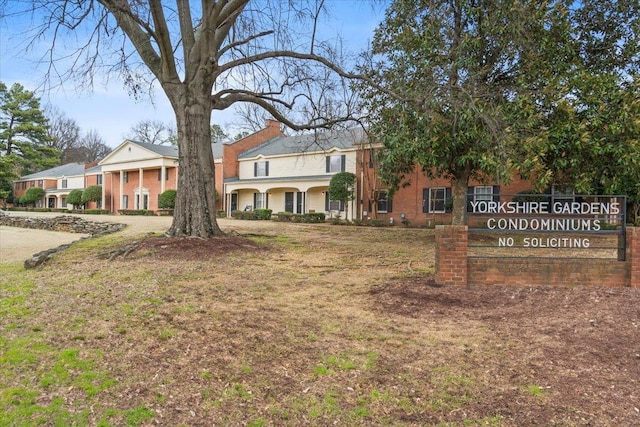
<box><xmin>0</xmin><ymin>211</ymin><xmax>173</xmax><ymax>263</ymax></box>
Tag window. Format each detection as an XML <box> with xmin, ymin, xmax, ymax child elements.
<box><xmin>61</xmin><ymin>179</ymin><xmax>68</xmax><ymax>189</ymax></box>
<box><xmin>30</xmin><ymin>181</ymin><xmax>34</xmax><ymax>187</ymax></box>
<box><xmin>254</xmin><ymin>161</ymin><xmax>269</xmax><ymax>177</ymax></box>
<box><xmin>97</xmin><ymin>175</ymin><xmax>102</xmax><ymax>185</ymax></box>
<box><xmin>254</xmin><ymin>193</ymin><xmax>266</xmax><ymax>209</ymax></box>
<box><xmin>123</xmin><ymin>171</ymin><xmax>129</xmax><ymax>183</ymax></box>
<box><xmin>21</xmin><ymin>182</ymin><xmax>26</xmax><ymax>189</ymax></box>
<box><xmin>123</xmin><ymin>195</ymin><xmax>129</xmax><ymax>209</ymax></box>
<box><xmin>376</xmin><ymin>190</ymin><xmax>393</xmax><ymax>213</ymax></box>
<box><xmin>423</xmin><ymin>187</ymin><xmax>451</xmax><ymax>213</ymax></box>
<box><xmin>466</xmin><ymin>186</ymin><xmax>499</xmax><ymax>209</ymax></box>
<box><xmin>474</xmin><ymin>186</ymin><xmax>493</xmax><ymax>202</ymax></box>
<box><xmin>326</xmin><ymin>154</ymin><xmax>345</xmax><ymax>173</ymax></box>
<box><xmin>38</xmin><ymin>180</ymin><xmax>43</xmax><ymax>187</ymax></box>
<box><xmin>61</xmin><ymin>197</ymin><xmax>67</xmax><ymax>207</ymax></box>
<box><xmin>157</xmin><ymin>169</ymin><xmax>169</xmax><ymax>181</ymax></box>
<box><xmin>325</xmin><ymin>192</ymin><xmax>343</xmax><ymax>211</ymax></box>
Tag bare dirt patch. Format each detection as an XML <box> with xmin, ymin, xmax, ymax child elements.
<box><xmin>134</xmin><ymin>235</ymin><xmax>263</xmax><ymax>259</ymax></box>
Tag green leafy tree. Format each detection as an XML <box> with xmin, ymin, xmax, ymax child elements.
<box><xmin>358</xmin><ymin>0</ymin><xmax>639</xmax><ymax>225</ymax></box>
<box><xmin>0</xmin><ymin>82</ymin><xmax>60</xmax><ymax>195</ymax></box>
<box><xmin>328</xmin><ymin>172</ymin><xmax>356</xmax><ymax>220</ymax></box>
<box><xmin>66</xmin><ymin>189</ymin><xmax>84</xmax><ymax>209</ymax></box>
<box><xmin>357</xmin><ymin>0</ymin><xmax>568</xmax><ymax>224</ymax></box>
<box><xmin>19</xmin><ymin>187</ymin><xmax>44</xmax><ymax>206</ymax></box>
<box><xmin>158</xmin><ymin>189</ymin><xmax>177</xmax><ymax>209</ymax></box>
<box><xmin>12</xmin><ymin>1</ymin><xmax>358</xmax><ymax>238</ymax></box>
<box><xmin>81</xmin><ymin>185</ymin><xmax>102</xmax><ymax>204</ymax></box>
<box><xmin>512</xmin><ymin>1</ymin><xmax>640</xmax><ymax>223</ymax></box>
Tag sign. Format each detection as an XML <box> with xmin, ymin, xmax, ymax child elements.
<box><xmin>467</xmin><ymin>194</ymin><xmax>626</xmax><ymax>259</ymax></box>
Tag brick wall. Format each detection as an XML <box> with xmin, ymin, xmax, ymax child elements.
<box><xmin>222</xmin><ymin>120</ymin><xmax>284</xmax><ymax>180</ymax></box>
<box><xmin>435</xmin><ymin>225</ymin><xmax>468</xmax><ymax>286</ymax></box>
<box><xmin>435</xmin><ymin>226</ymin><xmax>639</xmax><ymax>288</ymax></box>
<box><xmin>629</xmin><ymin>227</ymin><xmax>639</xmax><ymax>289</ymax></box>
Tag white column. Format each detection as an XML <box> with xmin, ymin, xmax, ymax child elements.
<box><xmin>119</xmin><ymin>171</ymin><xmax>124</xmax><ymax>210</ymax></box>
<box><xmin>160</xmin><ymin>166</ymin><xmax>166</xmax><ymax>194</ymax></box>
<box><xmin>138</xmin><ymin>168</ymin><xmax>143</xmax><ymax>209</ymax></box>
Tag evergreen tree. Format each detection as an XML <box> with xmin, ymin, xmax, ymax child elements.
<box><xmin>0</xmin><ymin>82</ymin><xmax>60</xmax><ymax>193</ymax></box>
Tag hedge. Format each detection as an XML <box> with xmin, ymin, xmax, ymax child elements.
<box><xmin>118</xmin><ymin>209</ymin><xmax>155</xmax><ymax>216</ymax></box>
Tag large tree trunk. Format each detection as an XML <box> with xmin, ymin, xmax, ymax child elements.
<box><xmin>166</xmin><ymin>89</ymin><xmax>223</xmax><ymax>238</ymax></box>
<box><xmin>450</xmin><ymin>169</ymin><xmax>471</xmax><ymax>226</ymax></box>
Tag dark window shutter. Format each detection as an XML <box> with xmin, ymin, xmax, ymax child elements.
<box><xmin>326</xmin><ymin>156</ymin><xmax>330</xmax><ymax>173</ymax></box>
<box><xmin>340</xmin><ymin>155</ymin><xmax>346</xmax><ymax>172</ymax></box>
<box><xmin>265</xmin><ymin>161</ymin><xmax>269</xmax><ymax>177</ymax></box>
<box><xmin>253</xmin><ymin>192</ymin><xmax>257</xmax><ymax>208</ymax></box>
<box><xmin>423</xmin><ymin>188</ymin><xmax>429</xmax><ymax>213</ymax></box>
<box><xmin>325</xmin><ymin>191</ymin><xmax>329</xmax><ymax>211</ymax></box>
<box><xmin>387</xmin><ymin>196</ymin><xmax>393</xmax><ymax>213</ymax></box>
<box><xmin>254</xmin><ymin>163</ymin><xmax>257</xmax><ymax>177</ymax></box>
<box><xmin>493</xmin><ymin>185</ymin><xmax>500</xmax><ymax>203</ymax></box>
<box><xmin>466</xmin><ymin>186</ymin><xmax>474</xmax><ymax>211</ymax></box>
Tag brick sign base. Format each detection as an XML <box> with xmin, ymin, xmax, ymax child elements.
<box><xmin>435</xmin><ymin>226</ymin><xmax>639</xmax><ymax>288</ymax></box>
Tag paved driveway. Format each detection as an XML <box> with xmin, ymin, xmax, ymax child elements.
<box><xmin>0</xmin><ymin>211</ymin><xmax>173</xmax><ymax>263</ymax></box>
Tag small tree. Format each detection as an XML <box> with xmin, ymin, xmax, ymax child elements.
<box><xmin>66</xmin><ymin>189</ymin><xmax>83</xmax><ymax>209</ymax></box>
<box><xmin>158</xmin><ymin>189</ymin><xmax>177</xmax><ymax>209</ymax></box>
<box><xmin>81</xmin><ymin>185</ymin><xmax>102</xmax><ymax>205</ymax></box>
<box><xmin>19</xmin><ymin>187</ymin><xmax>45</xmax><ymax>206</ymax></box>
<box><xmin>328</xmin><ymin>172</ymin><xmax>356</xmax><ymax>221</ymax></box>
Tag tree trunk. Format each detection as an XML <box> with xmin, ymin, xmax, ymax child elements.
<box><xmin>450</xmin><ymin>170</ymin><xmax>471</xmax><ymax>226</ymax></box>
<box><xmin>166</xmin><ymin>90</ymin><xmax>223</xmax><ymax>238</ymax></box>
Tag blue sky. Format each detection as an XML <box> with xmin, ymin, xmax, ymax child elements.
<box><xmin>0</xmin><ymin>1</ymin><xmax>385</xmax><ymax>148</ymax></box>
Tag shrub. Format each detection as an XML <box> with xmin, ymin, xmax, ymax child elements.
<box><xmin>83</xmin><ymin>209</ymin><xmax>110</xmax><ymax>215</ymax></box>
<box><xmin>274</xmin><ymin>212</ymin><xmax>294</xmax><ymax>222</ymax></box>
<box><xmin>159</xmin><ymin>189</ymin><xmax>177</xmax><ymax>209</ymax></box>
<box><xmin>19</xmin><ymin>187</ymin><xmax>45</xmax><ymax>204</ymax></box>
<box><xmin>231</xmin><ymin>210</ymin><xmax>256</xmax><ymax>220</ymax></box>
<box><xmin>254</xmin><ymin>208</ymin><xmax>272</xmax><ymax>220</ymax></box>
<box><xmin>66</xmin><ymin>189</ymin><xmax>84</xmax><ymax>208</ymax></box>
<box><xmin>118</xmin><ymin>209</ymin><xmax>155</xmax><ymax>216</ymax></box>
<box><xmin>82</xmin><ymin>185</ymin><xmax>102</xmax><ymax>204</ymax></box>
<box><xmin>300</xmin><ymin>212</ymin><xmax>325</xmax><ymax>223</ymax></box>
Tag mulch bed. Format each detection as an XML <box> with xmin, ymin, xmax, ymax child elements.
<box><xmin>369</xmin><ymin>276</ymin><xmax>640</xmax><ymax>425</ymax></box>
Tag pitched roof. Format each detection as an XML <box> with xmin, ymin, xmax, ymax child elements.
<box><xmin>130</xmin><ymin>140</ymin><xmax>179</xmax><ymax>157</ymax></box>
<box><xmin>238</xmin><ymin>127</ymin><xmax>367</xmax><ymax>159</ymax></box>
<box><xmin>18</xmin><ymin>162</ymin><xmax>86</xmax><ymax>180</ymax></box>
<box><xmin>128</xmin><ymin>139</ymin><xmax>226</xmax><ymax>159</ymax></box>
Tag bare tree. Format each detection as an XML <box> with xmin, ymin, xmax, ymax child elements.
<box><xmin>80</xmin><ymin>130</ymin><xmax>111</xmax><ymax>162</ymax></box>
<box><xmin>126</xmin><ymin>119</ymin><xmax>173</xmax><ymax>145</ymax></box>
<box><xmin>45</xmin><ymin>105</ymin><xmax>81</xmax><ymax>161</ymax></box>
<box><xmin>8</xmin><ymin>1</ymin><xmax>361</xmax><ymax>238</ymax></box>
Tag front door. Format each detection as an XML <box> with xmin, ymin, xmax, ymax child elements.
<box><xmin>285</xmin><ymin>192</ymin><xmax>294</xmax><ymax>213</ymax></box>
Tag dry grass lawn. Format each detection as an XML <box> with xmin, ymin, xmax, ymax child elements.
<box><xmin>1</xmin><ymin>220</ymin><xmax>639</xmax><ymax>426</ymax></box>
